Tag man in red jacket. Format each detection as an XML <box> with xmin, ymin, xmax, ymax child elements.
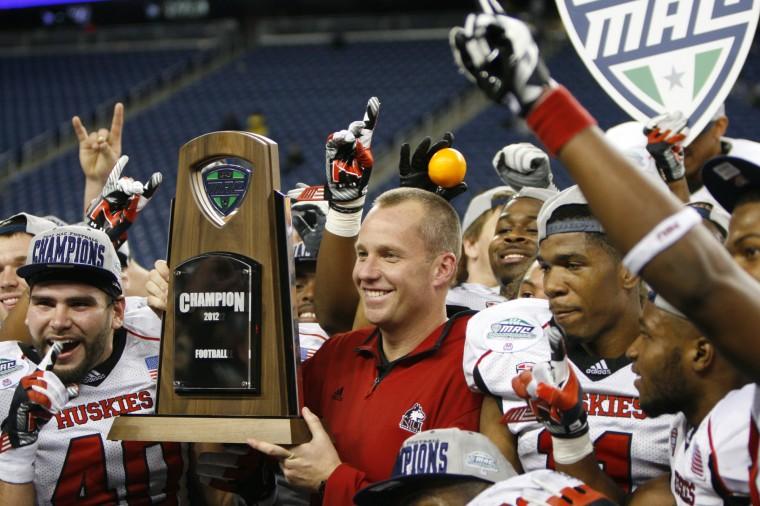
<box><xmin>248</xmin><ymin>187</ymin><xmax>483</xmax><ymax>505</ymax></box>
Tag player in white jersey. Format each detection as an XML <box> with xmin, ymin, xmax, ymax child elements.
<box><xmin>0</xmin><ymin>225</ymin><xmax>187</xmax><ymax>505</ymax></box>
<box><xmin>470</xmin><ymin>186</ymin><xmax>672</xmax><ymax>493</ymax></box>
<box><xmin>512</xmin><ymin>294</ymin><xmax>753</xmax><ymax>504</ymax></box>
<box><xmin>668</xmin><ymin>383</ymin><xmax>755</xmax><ymax>505</ymax></box>
<box><xmin>450</xmin><ymin>7</ymin><xmax>760</xmax><ymax>505</ymax></box>
<box><xmin>466</xmin><ymin>298</ymin><xmax>671</xmax><ymax>493</ymax></box>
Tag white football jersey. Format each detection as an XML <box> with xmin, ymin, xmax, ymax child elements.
<box><xmin>0</xmin><ymin>298</ymin><xmax>188</xmax><ymax>505</ymax></box>
<box><xmin>298</xmin><ymin>322</ymin><xmax>328</xmax><ymax>362</ymax></box>
<box><xmin>464</xmin><ymin>298</ymin><xmax>672</xmax><ymax>492</ymax></box>
<box><xmin>447</xmin><ymin>283</ymin><xmax>506</xmax><ymax>311</ymax></box>
<box><xmin>669</xmin><ymin>383</ymin><xmax>753</xmax><ymax>505</ymax></box>
<box><xmin>467</xmin><ymin>469</ymin><xmax>605</xmax><ymax>505</ymax></box>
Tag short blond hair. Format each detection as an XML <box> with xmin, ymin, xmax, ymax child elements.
<box><xmin>373</xmin><ymin>187</ymin><xmax>461</xmax><ymax>259</ymax></box>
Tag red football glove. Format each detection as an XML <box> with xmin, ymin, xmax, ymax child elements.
<box><xmin>643</xmin><ymin>111</ymin><xmax>689</xmax><ymax>182</ymax></box>
<box><xmin>324</xmin><ymin>97</ymin><xmax>380</xmax><ymax>214</ymax></box>
<box><xmin>1</xmin><ymin>343</ymin><xmax>79</xmax><ymax>450</ymax></box>
<box><xmin>86</xmin><ymin>155</ymin><xmax>162</xmax><ymax>249</ymax></box>
<box><xmin>512</xmin><ymin>321</ymin><xmax>588</xmax><ymax>439</ymax></box>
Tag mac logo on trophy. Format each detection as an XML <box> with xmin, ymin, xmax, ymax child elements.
<box><xmin>109</xmin><ymin>131</ymin><xmax>307</xmax><ymax>444</ymax></box>
<box><xmin>192</xmin><ymin>158</ymin><xmax>252</xmax><ymax>227</ymax></box>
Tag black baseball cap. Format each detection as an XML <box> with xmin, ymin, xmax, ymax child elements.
<box><xmin>703</xmin><ymin>155</ymin><xmax>760</xmax><ymax>212</ymax></box>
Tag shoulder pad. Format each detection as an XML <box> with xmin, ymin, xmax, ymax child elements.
<box><xmin>0</xmin><ymin>341</ymin><xmax>31</xmax><ymax>390</ymax></box>
<box><xmin>464</xmin><ymin>298</ymin><xmax>552</xmax><ymax>396</ymax></box>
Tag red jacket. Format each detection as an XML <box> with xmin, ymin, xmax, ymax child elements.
<box><xmin>302</xmin><ymin>311</ymin><xmax>483</xmax><ymax>505</ymax></box>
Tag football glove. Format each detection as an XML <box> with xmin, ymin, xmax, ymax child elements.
<box><xmin>1</xmin><ymin>342</ymin><xmax>79</xmax><ymax>450</ymax></box>
<box><xmin>86</xmin><ymin>155</ymin><xmax>162</xmax><ymax>249</ymax></box>
<box><xmin>324</xmin><ymin>97</ymin><xmax>380</xmax><ymax>214</ymax></box>
<box><xmin>399</xmin><ymin>132</ymin><xmax>468</xmax><ymax>201</ymax></box>
<box><xmin>449</xmin><ymin>0</ymin><xmax>554</xmax><ymax>116</ymax></box>
<box><xmin>492</xmin><ymin>142</ymin><xmax>554</xmax><ymax>190</ymax></box>
<box><xmin>512</xmin><ymin>320</ymin><xmax>588</xmax><ymax>439</ymax></box>
<box><xmin>643</xmin><ymin>111</ymin><xmax>689</xmax><ymax>182</ymax></box>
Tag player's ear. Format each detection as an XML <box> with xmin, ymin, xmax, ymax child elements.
<box><xmin>463</xmin><ymin>237</ymin><xmax>479</xmax><ymax>260</ymax></box>
<box><xmin>432</xmin><ymin>251</ymin><xmax>457</xmax><ymax>289</ymax></box>
<box><xmin>618</xmin><ymin>265</ymin><xmax>639</xmax><ymax>291</ymax></box>
<box><xmin>111</xmin><ymin>296</ymin><xmax>126</xmax><ymax>330</ymax></box>
<box><xmin>691</xmin><ymin>337</ymin><xmax>714</xmax><ymax>373</ymax></box>
<box><xmin>713</xmin><ymin>116</ymin><xmax>728</xmax><ymax>138</ymax></box>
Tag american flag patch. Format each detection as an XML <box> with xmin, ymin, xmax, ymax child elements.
<box><xmin>145</xmin><ymin>355</ymin><xmax>159</xmax><ymax>381</ymax></box>
<box><xmin>691</xmin><ymin>444</ymin><xmax>705</xmax><ymax>478</ymax></box>
<box><xmin>0</xmin><ymin>432</ymin><xmax>11</xmax><ymax>453</ymax></box>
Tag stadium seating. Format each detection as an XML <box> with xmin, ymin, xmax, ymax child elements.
<box><xmin>0</xmin><ymin>39</ymin><xmax>470</xmax><ymax>264</ymax></box>
<box><xmin>0</xmin><ymin>49</ymin><xmax>195</xmax><ymax>153</ymax></box>
<box><xmin>0</xmin><ymin>37</ymin><xmax>757</xmax><ymax>264</ymax></box>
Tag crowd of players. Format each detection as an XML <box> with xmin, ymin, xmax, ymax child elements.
<box><xmin>0</xmin><ymin>0</ymin><xmax>759</xmax><ymax>504</ymax></box>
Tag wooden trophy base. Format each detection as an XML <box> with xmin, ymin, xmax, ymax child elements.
<box><xmin>108</xmin><ymin>414</ymin><xmax>309</xmax><ymax>444</ymax></box>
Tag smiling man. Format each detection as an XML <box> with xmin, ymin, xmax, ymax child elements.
<box><xmin>248</xmin><ymin>187</ymin><xmax>482</xmax><ymax>506</ymax></box>
<box><xmin>0</xmin><ymin>214</ymin><xmax>57</xmax><ymax>319</ymax></box>
<box><xmin>489</xmin><ymin>187</ymin><xmax>556</xmax><ymax>300</ymax></box>
<box><xmin>0</xmin><ymin>225</ymin><xmax>184</xmax><ymax>504</ymax></box>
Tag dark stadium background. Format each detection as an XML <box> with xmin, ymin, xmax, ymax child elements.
<box><xmin>0</xmin><ymin>0</ymin><xmax>757</xmax><ymax>267</ymax></box>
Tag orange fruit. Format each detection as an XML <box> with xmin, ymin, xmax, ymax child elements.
<box><xmin>428</xmin><ymin>148</ymin><xmax>467</xmax><ymax>188</ymax></box>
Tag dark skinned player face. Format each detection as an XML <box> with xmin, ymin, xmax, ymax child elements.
<box><xmin>727</xmin><ymin>201</ymin><xmax>760</xmax><ymax>283</ymax></box>
<box><xmin>626</xmin><ymin>303</ymin><xmax>698</xmax><ymax>417</ymax></box>
<box><xmin>538</xmin><ymin>232</ymin><xmax>627</xmax><ymax>344</ymax></box>
<box><xmin>488</xmin><ymin>198</ymin><xmax>541</xmax><ymax>287</ymax></box>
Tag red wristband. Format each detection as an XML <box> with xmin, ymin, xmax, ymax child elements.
<box><xmin>526</xmin><ymin>85</ymin><xmax>597</xmax><ymax>156</ymax></box>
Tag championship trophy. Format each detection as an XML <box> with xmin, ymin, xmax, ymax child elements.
<box><xmin>109</xmin><ymin>131</ymin><xmax>308</xmax><ymax>444</ymax></box>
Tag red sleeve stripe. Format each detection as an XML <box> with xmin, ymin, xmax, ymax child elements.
<box><xmin>706</xmin><ymin>418</ymin><xmax>736</xmax><ymax>501</ymax></box>
<box><xmin>0</xmin><ymin>432</ymin><xmax>12</xmax><ymax>453</ymax></box>
<box><xmin>127</xmin><ymin>329</ymin><xmax>160</xmax><ymax>342</ymax></box>
<box><xmin>474</xmin><ymin>349</ymin><xmax>493</xmax><ymax>370</ymax></box>
<box><xmin>300</xmin><ymin>332</ymin><xmax>328</xmax><ymax>342</ymax></box>
<box><xmin>749</xmin><ymin>418</ymin><xmax>760</xmax><ymax>505</ymax></box>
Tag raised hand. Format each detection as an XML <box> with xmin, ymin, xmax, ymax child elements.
<box><xmin>86</xmin><ymin>156</ymin><xmax>163</xmax><ymax>249</ymax></box>
<box><xmin>493</xmin><ymin>142</ymin><xmax>553</xmax><ymax>190</ymax></box>
<box><xmin>324</xmin><ymin>97</ymin><xmax>380</xmax><ymax>216</ymax></box>
<box><xmin>449</xmin><ymin>1</ymin><xmax>553</xmax><ymax>116</ymax></box>
<box><xmin>643</xmin><ymin>111</ymin><xmax>689</xmax><ymax>182</ymax></box>
<box><xmin>398</xmin><ymin>132</ymin><xmax>467</xmax><ymax>201</ymax></box>
<box><xmin>73</xmin><ymin>102</ymin><xmax>124</xmax><ymax>183</ymax></box>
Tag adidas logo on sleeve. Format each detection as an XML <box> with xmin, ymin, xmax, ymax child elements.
<box><xmin>586</xmin><ymin>359</ymin><xmax>612</xmax><ymax>376</ymax></box>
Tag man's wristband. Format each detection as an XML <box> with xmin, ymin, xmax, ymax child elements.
<box><xmin>325</xmin><ymin>200</ymin><xmax>364</xmax><ymax>238</ymax></box>
<box><xmin>526</xmin><ymin>85</ymin><xmax>597</xmax><ymax>156</ymax></box>
<box><xmin>623</xmin><ymin>208</ymin><xmax>702</xmax><ymax>275</ymax></box>
<box><xmin>551</xmin><ymin>431</ymin><xmax>594</xmax><ymax>465</ymax></box>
